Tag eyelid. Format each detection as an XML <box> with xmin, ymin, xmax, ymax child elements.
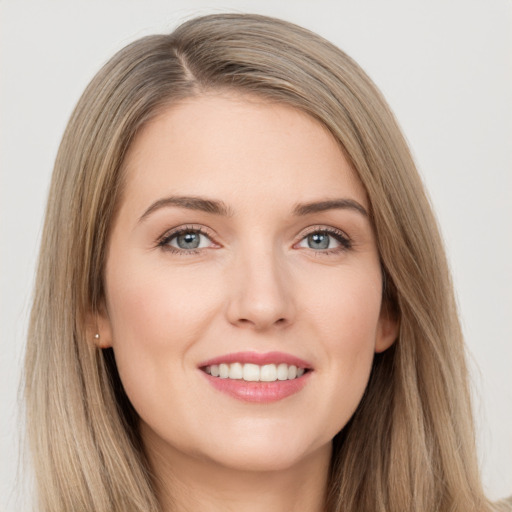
<box><xmin>294</xmin><ymin>225</ymin><xmax>352</xmax><ymax>252</ymax></box>
<box><xmin>157</xmin><ymin>224</ymin><xmax>219</xmax><ymax>251</ymax></box>
<box><xmin>297</xmin><ymin>225</ymin><xmax>350</xmax><ymax>240</ymax></box>
<box><xmin>155</xmin><ymin>223</ymin><xmax>352</xmax><ymax>254</ymax></box>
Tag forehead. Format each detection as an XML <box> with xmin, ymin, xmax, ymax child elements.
<box><xmin>120</xmin><ymin>92</ymin><xmax>367</xmax><ymax>215</ymax></box>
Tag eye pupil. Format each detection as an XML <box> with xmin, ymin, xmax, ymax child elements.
<box><xmin>308</xmin><ymin>233</ymin><xmax>330</xmax><ymax>250</ymax></box>
<box><xmin>177</xmin><ymin>232</ymin><xmax>200</xmax><ymax>249</ymax></box>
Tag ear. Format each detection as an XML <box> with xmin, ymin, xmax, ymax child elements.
<box><xmin>87</xmin><ymin>299</ymin><xmax>113</xmax><ymax>349</ymax></box>
<box><xmin>375</xmin><ymin>306</ymin><xmax>399</xmax><ymax>353</ymax></box>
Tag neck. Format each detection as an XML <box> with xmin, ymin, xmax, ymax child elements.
<box><xmin>142</xmin><ymin>427</ymin><xmax>331</xmax><ymax>512</ymax></box>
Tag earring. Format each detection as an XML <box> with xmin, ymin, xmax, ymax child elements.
<box><xmin>94</xmin><ymin>333</ymin><xmax>100</xmax><ymax>340</ymax></box>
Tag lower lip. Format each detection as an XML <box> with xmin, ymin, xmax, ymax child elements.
<box><xmin>201</xmin><ymin>371</ymin><xmax>311</xmax><ymax>403</ymax></box>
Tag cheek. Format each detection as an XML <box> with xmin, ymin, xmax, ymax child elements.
<box><xmin>304</xmin><ymin>264</ymin><xmax>383</xmax><ymax>349</ymax></box>
<box><xmin>300</xmin><ymin>265</ymin><xmax>383</xmax><ymax>432</ymax></box>
<box><xmin>106</xmin><ymin>257</ymin><xmax>222</xmax><ymax>351</ymax></box>
<box><xmin>103</xmin><ymin>258</ymin><xmax>222</xmax><ymax>418</ymax></box>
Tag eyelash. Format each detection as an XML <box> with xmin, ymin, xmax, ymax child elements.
<box><xmin>157</xmin><ymin>225</ymin><xmax>352</xmax><ymax>255</ymax></box>
<box><xmin>157</xmin><ymin>225</ymin><xmax>215</xmax><ymax>255</ymax></box>
<box><xmin>299</xmin><ymin>226</ymin><xmax>352</xmax><ymax>254</ymax></box>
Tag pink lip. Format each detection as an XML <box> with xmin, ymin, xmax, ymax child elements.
<box><xmin>197</xmin><ymin>351</ymin><xmax>313</xmax><ymax>403</ymax></box>
<box><xmin>201</xmin><ymin>371</ymin><xmax>311</xmax><ymax>403</ymax></box>
<box><xmin>198</xmin><ymin>351</ymin><xmax>313</xmax><ymax>369</ymax></box>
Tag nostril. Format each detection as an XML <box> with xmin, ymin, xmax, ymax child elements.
<box><xmin>234</xmin><ymin>317</ymin><xmax>288</xmax><ymax>329</ymax></box>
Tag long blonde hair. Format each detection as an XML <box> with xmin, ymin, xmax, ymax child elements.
<box><xmin>25</xmin><ymin>13</ymin><xmax>503</xmax><ymax>511</ymax></box>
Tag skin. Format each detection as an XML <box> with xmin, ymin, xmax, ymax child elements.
<box><xmin>97</xmin><ymin>93</ymin><xmax>398</xmax><ymax>512</ymax></box>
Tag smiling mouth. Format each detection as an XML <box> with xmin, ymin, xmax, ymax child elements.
<box><xmin>199</xmin><ymin>353</ymin><xmax>313</xmax><ymax>402</ymax></box>
<box><xmin>202</xmin><ymin>363</ymin><xmax>307</xmax><ymax>382</ymax></box>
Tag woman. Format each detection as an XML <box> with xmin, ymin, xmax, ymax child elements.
<box><xmin>24</xmin><ymin>13</ymin><xmax>510</xmax><ymax>512</ymax></box>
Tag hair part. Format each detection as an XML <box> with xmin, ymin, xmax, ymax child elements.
<box><xmin>25</xmin><ymin>13</ymin><xmax>502</xmax><ymax>512</ymax></box>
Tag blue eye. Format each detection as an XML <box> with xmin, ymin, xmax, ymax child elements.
<box><xmin>160</xmin><ymin>228</ymin><xmax>213</xmax><ymax>252</ymax></box>
<box><xmin>297</xmin><ymin>229</ymin><xmax>351</xmax><ymax>252</ymax></box>
<box><xmin>306</xmin><ymin>232</ymin><xmax>331</xmax><ymax>250</ymax></box>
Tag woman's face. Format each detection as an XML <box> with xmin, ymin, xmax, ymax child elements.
<box><xmin>99</xmin><ymin>93</ymin><xmax>397</xmax><ymax>472</ymax></box>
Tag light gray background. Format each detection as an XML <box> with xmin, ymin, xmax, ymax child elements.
<box><xmin>1</xmin><ymin>1</ymin><xmax>511</xmax><ymax>510</ymax></box>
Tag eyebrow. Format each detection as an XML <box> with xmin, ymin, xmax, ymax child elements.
<box><xmin>138</xmin><ymin>195</ymin><xmax>368</xmax><ymax>222</ymax></box>
<box><xmin>139</xmin><ymin>196</ymin><xmax>234</xmax><ymax>222</ymax></box>
<box><xmin>292</xmin><ymin>198</ymin><xmax>368</xmax><ymax>217</ymax></box>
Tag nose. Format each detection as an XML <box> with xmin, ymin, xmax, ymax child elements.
<box><xmin>225</xmin><ymin>246</ymin><xmax>296</xmax><ymax>331</ymax></box>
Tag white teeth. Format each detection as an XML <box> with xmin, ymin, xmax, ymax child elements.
<box><xmin>243</xmin><ymin>363</ymin><xmax>260</xmax><ymax>381</ymax></box>
<box><xmin>277</xmin><ymin>363</ymin><xmax>288</xmax><ymax>381</ymax></box>
<box><xmin>219</xmin><ymin>363</ymin><xmax>229</xmax><ymax>379</ymax></box>
<box><xmin>229</xmin><ymin>362</ymin><xmax>243</xmax><ymax>379</ymax></box>
<box><xmin>204</xmin><ymin>362</ymin><xmax>307</xmax><ymax>382</ymax></box>
<box><xmin>260</xmin><ymin>364</ymin><xmax>277</xmax><ymax>382</ymax></box>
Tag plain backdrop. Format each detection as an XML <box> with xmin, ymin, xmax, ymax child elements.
<box><xmin>1</xmin><ymin>1</ymin><xmax>511</xmax><ymax>510</ymax></box>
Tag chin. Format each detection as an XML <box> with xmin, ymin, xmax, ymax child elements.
<box><xmin>198</xmin><ymin>430</ymin><xmax>332</xmax><ymax>474</ymax></box>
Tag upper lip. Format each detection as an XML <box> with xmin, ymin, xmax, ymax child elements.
<box><xmin>198</xmin><ymin>351</ymin><xmax>313</xmax><ymax>369</ymax></box>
